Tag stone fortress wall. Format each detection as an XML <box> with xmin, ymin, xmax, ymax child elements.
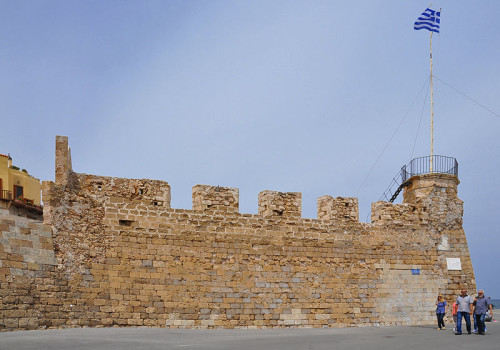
<box><xmin>0</xmin><ymin>136</ymin><xmax>475</xmax><ymax>330</ymax></box>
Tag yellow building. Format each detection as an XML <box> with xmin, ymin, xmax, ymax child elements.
<box><xmin>0</xmin><ymin>154</ymin><xmax>42</xmax><ymax>206</ymax></box>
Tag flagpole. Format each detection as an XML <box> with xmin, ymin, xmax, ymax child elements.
<box><xmin>414</xmin><ymin>5</ymin><xmax>439</xmax><ymax>173</ymax></box>
<box><xmin>429</xmin><ymin>31</ymin><xmax>434</xmax><ymax>173</ymax></box>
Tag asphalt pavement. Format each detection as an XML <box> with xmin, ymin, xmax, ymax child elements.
<box><xmin>0</xmin><ymin>322</ymin><xmax>498</xmax><ymax>350</ymax></box>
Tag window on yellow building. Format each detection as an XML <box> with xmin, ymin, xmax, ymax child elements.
<box><xmin>14</xmin><ymin>185</ymin><xmax>23</xmax><ymax>199</ymax></box>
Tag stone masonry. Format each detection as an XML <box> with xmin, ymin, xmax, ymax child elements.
<box><xmin>0</xmin><ymin>136</ymin><xmax>475</xmax><ymax>330</ymax></box>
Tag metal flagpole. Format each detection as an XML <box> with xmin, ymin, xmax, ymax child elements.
<box><xmin>429</xmin><ymin>31</ymin><xmax>434</xmax><ymax>173</ymax></box>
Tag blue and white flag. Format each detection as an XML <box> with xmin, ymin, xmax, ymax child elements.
<box><xmin>414</xmin><ymin>7</ymin><xmax>440</xmax><ymax>33</ymax></box>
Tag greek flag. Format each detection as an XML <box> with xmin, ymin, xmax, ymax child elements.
<box><xmin>414</xmin><ymin>8</ymin><xmax>440</xmax><ymax>33</ymax></box>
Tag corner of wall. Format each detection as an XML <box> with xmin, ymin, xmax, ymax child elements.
<box><xmin>41</xmin><ymin>180</ymin><xmax>55</xmax><ymax>225</ymax></box>
<box><xmin>402</xmin><ymin>174</ymin><xmax>462</xmax><ymax>227</ymax></box>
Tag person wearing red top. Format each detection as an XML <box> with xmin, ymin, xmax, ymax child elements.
<box><xmin>452</xmin><ymin>301</ymin><xmax>458</xmax><ymax>331</ymax></box>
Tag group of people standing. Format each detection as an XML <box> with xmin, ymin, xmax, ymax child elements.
<box><xmin>435</xmin><ymin>289</ymin><xmax>493</xmax><ymax>335</ymax></box>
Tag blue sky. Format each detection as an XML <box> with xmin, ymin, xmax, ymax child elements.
<box><xmin>1</xmin><ymin>1</ymin><xmax>499</xmax><ymax>297</ymax></box>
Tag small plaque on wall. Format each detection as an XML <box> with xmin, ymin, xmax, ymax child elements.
<box><xmin>446</xmin><ymin>258</ymin><xmax>462</xmax><ymax>270</ymax></box>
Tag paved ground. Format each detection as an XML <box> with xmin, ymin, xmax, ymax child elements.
<box><xmin>0</xmin><ymin>322</ymin><xmax>498</xmax><ymax>350</ymax></box>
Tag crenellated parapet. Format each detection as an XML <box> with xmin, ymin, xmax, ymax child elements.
<box><xmin>258</xmin><ymin>190</ymin><xmax>301</xmax><ymax>218</ymax></box>
<box><xmin>370</xmin><ymin>201</ymin><xmax>420</xmax><ymax>225</ymax></box>
<box><xmin>75</xmin><ymin>174</ymin><xmax>171</xmax><ymax>207</ymax></box>
<box><xmin>192</xmin><ymin>185</ymin><xmax>239</xmax><ymax>212</ymax></box>
<box><xmin>43</xmin><ymin>174</ymin><xmax>171</xmax><ymax>224</ymax></box>
<box><xmin>317</xmin><ymin>196</ymin><xmax>359</xmax><ymax>222</ymax></box>
<box><xmin>46</xmin><ymin>135</ymin><xmax>171</xmax><ymax>209</ymax></box>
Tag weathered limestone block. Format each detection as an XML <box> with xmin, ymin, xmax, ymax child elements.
<box><xmin>258</xmin><ymin>191</ymin><xmax>301</xmax><ymax>218</ymax></box>
<box><xmin>317</xmin><ymin>196</ymin><xmax>359</xmax><ymax>222</ymax></box>
<box><xmin>192</xmin><ymin>185</ymin><xmax>239</xmax><ymax>212</ymax></box>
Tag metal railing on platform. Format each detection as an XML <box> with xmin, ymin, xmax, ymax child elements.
<box><xmin>401</xmin><ymin>155</ymin><xmax>458</xmax><ymax>183</ymax></box>
<box><xmin>0</xmin><ymin>190</ymin><xmax>12</xmax><ymax>200</ymax></box>
<box><xmin>380</xmin><ymin>155</ymin><xmax>458</xmax><ymax>203</ymax></box>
